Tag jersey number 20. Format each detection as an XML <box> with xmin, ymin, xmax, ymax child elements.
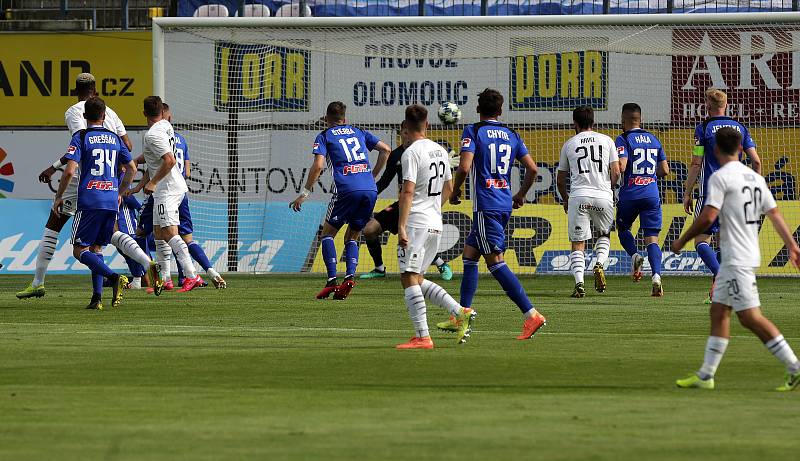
<box><xmin>90</xmin><ymin>148</ymin><xmax>117</xmax><ymax>177</ymax></box>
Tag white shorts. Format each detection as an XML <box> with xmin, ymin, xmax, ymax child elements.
<box><xmin>58</xmin><ymin>175</ymin><xmax>79</xmax><ymax>217</ymax></box>
<box><xmin>567</xmin><ymin>196</ymin><xmax>614</xmax><ymax>242</ymax></box>
<box><xmin>713</xmin><ymin>265</ymin><xmax>760</xmax><ymax>311</ymax></box>
<box><xmin>398</xmin><ymin>226</ymin><xmax>441</xmax><ymax>275</ymax></box>
<box><xmin>153</xmin><ymin>193</ymin><xmax>183</xmax><ymax>228</ymax></box>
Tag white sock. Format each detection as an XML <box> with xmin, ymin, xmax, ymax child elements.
<box><xmin>33</xmin><ymin>228</ymin><xmax>59</xmax><ymax>286</ymax></box>
<box><xmin>420</xmin><ymin>279</ymin><xmax>461</xmax><ymax>316</ymax></box>
<box><xmin>130</xmin><ymin>277</ymin><xmax>142</xmax><ymax>289</ymax></box>
<box><xmin>433</xmin><ymin>256</ymin><xmax>445</xmax><ymax>268</ymax></box>
<box><xmin>376</xmin><ymin>264</ymin><xmax>385</xmax><ymax>272</ymax></box>
<box><xmin>404</xmin><ymin>285</ymin><xmax>429</xmax><ymax>338</ymax></box>
<box><xmin>698</xmin><ymin>336</ymin><xmax>729</xmax><ymax>379</ymax></box>
<box><xmin>111</xmin><ymin>231</ymin><xmax>151</xmax><ymax>267</ymax></box>
<box><xmin>765</xmin><ymin>335</ymin><xmax>800</xmax><ymax>374</ymax></box>
<box><xmin>652</xmin><ymin>273</ymin><xmax>662</xmax><ymax>284</ymax></box>
<box><xmin>168</xmin><ymin>235</ymin><xmax>197</xmax><ymax>279</ymax></box>
<box><xmin>570</xmin><ymin>251</ymin><xmax>585</xmax><ymax>284</ymax></box>
<box><xmin>207</xmin><ymin>267</ymin><xmax>221</xmax><ymax>279</ymax></box>
<box><xmin>594</xmin><ymin>236</ymin><xmax>610</xmax><ymax>266</ymax></box>
<box><xmin>155</xmin><ymin>240</ymin><xmax>172</xmax><ymax>280</ymax></box>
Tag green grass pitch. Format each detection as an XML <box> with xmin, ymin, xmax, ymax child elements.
<box><xmin>2</xmin><ymin>274</ymin><xmax>800</xmax><ymax>460</ymax></box>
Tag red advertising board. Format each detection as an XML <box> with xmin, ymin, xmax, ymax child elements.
<box><xmin>672</xmin><ymin>28</ymin><xmax>800</xmax><ymax>125</ymax></box>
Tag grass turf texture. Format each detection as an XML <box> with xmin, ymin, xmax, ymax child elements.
<box><xmin>1</xmin><ymin>274</ymin><xmax>800</xmax><ymax>460</ymax></box>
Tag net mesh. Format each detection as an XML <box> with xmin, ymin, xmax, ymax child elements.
<box><xmin>159</xmin><ymin>20</ymin><xmax>800</xmax><ymax>276</ymax></box>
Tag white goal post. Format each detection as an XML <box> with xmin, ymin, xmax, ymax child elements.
<box><xmin>152</xmin><ymin>13</ymin><xmax>800</xmax><ymax>276</ymax></box>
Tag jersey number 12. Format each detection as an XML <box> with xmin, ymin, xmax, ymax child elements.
<box><xmin>338</xmin><ymin>137</ymin><xmax>366</xmax><ymax>162</ymax></box>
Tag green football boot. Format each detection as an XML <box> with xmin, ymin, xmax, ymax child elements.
<box><xmin>776</xmin><ymin>371</ymin><xmax>800</xmax><ymax>392</ymax></box>
<box><xmin>359</xmin><ymin>269</ymin><xmax>386</xmax><ymax>280</ymax></box>
<box><xmin>676</xmin><ymin>373</ymin><xmax>714</xmax><ymax>390</ymax></box>
<box><xmin>436</xmin><ymin>315</ymin><xmax>459</xmax><ymax>332</ymax></box>
<box><xmin>455</xmin><ymin>308</ymin><xmax>477</xmax><ymax>344</ymax></box>
<box><xmin>593</xmin><ymin>263</ymin><xmax>606</xmax><ymax>293</ymax></box>
<box><xmin>112</xmin><ymin>275</ymin><xmax>128</xmax><ymax>308</ymax></box>
<box><xmin>438</xmin><ymin>263</ymin><xmax>453</xmax><ymax>281</ymax></box>
<box><xmin>16</xmin><ymin>284</ymin><xmax>45</xmax><ymax>299</ymax></box>
<box><xmin>571</xmin><ymin>282</ymin><xmax>586</xmax><ymax>299</ymax></box>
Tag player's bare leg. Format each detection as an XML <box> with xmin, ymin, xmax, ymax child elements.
<box><xmin>569</xmin><ymin>241</ymin><xmax>587</xmax><ymax>298</ymax></box>
<box><xmin>333</xmin><ymin>226</ymin><xmax>362</xmax><ymax>300</ymax></box>
<box><xmin>17</xmin><ymin>210</ymin><xmax>70</xmax><ymax>299</ymax></box>
<box><xmin>181</xmin><ymin>233</ymin><xmax>224</xmax><ymax>288</ymax></box>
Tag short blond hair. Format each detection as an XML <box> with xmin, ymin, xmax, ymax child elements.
<box><xmin>705</xmin><ymin>88</ymin><xmax>727</xmax><ymax>110</ymax></box>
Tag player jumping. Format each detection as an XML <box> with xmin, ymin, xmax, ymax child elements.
<box><xmin>395</xmin><ymin>105</ymin><xmax>475</xmax><ymax>349</ymax></box>
<box><xmin>683</xmin><ymin>89</ymin><xmax>762</xmax><ymax>303</ymax></box>
<box><xmin>141</xmin><ymin>96</ymin><xmax>202</xmax><ymax>293</ymax></box>
<box><xmin>557</xmin><ymin>106</ymin><xmax>620</xmax><ymax>298</ymax></box>
<box><xmin>53</xmin><ymin>97</ymin><xmax>136</xmax><ymax>309</ymax></box>
<box><xmin>290</xmin><ymin>101</ymin><xmax>391</xmax><ymax>299</ymax></box>
<box><xmin>673</xmin><ymin>127</ymin><xmax>800</xmax><ymax>392</ymax></box>
<box><xmin>360</xmin><ymin>128</ymin><xmax>453</xmax><ymax>281</ymax></box>
<box><xmin>615</xmin><ymin>103</ymin><xmax>670</xmax><ymax>296</ymax></box>
<box><xmin>444</xmin><ymin>88</ymin><xmax>546</xmax><ymax>340</ymax></box>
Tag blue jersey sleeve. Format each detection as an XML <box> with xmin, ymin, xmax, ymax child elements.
<box><xmin>312</xmin><ymin>133</ymin><xmax>327</xmax><ymax>157</ymax></box>
<box><xmin>657</xmin><ymin>146</ymin><xmax>666</xmax><ymax>162</ymax></box>
<box><xmin>515</xmin><ymin>134</ymin><xmax>529</xmax><ymax>160</ymax></box>
<box><xmin>742</xmin><ymin>127</ymin><xmax>756</xmax><ymax>150</ymax></box>
<box><xmin>362</xmin><ymin>129</ymin><xmax>380</xmax><ymax>151</ymax></box>
<box><xmin>118</xmin><ymin>140</ymin><xmax>132</xmax><ymax>165</ymax></box>
<box><xmin>615</xmin><ymin>135</ymin><xmax>628</xmax><ymax>158</ymax></box>
<box><xmin>183</xmin><ymin>138</ymin><xmax>190</xmax><ymax>161</ymax></box>
<box><xmin>64</xmin><ymin>133</ymin><xmax>82</xmax><ymax>163</ymax></box>
<box><xmin>460</xmin><ymin>126</ymin><xmax>476</xmax><ymax>153</ymax></box>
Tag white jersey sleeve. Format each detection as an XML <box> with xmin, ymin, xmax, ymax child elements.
<box><xmin>65</xmin><ymin>105</ymin><xmax>84</xmax><ymax>135</ymax></box>
<box><xmin>557</xmin><ymin>143</ymin><xmax>570</xmax><ymax>172</ymax></box>
<box><xmin>103</xmin><ymin>106</ymin><xmax>127</xmax><ymax>137</ymax></box>
<box><xmin>402</xmin><ymin>139</ymin><xmax>448</xmax><ymax>231</ymax></box>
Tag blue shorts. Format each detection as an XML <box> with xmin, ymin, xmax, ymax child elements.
<box><xmin>138</xmin><ymin>196</ymin><xmax>154</xmax><ymax>236</ymax></box>
<box><xmin>71</xmin><ymin>209</ymin><xmax>117</xmax><ymax>247</ymax></box>
<box><xmin>465</xmin><ymin>210</ymin><xmax>510</xmax><ymax>254</ymax></box>
<box><xmin>325</xmin><ymin>190</ymin><xmax>378</xmax><ymax>231</ymax></box>
<box><xmin>616</xmin><ymin>196</ymin><xmax>662</xmax><ymax>237</ymax></box>
<box><xmin>117</xmin><ymin>203</ymin><xmax>139</xmax><ymax>235</ymax></box>
<box><xmin>178</xmin><ymin>194</ymin><xmax>193</xmax><ymax>235</ymax></box>
<box><xmin>695</xmin><ymin>196</ymin><xmax>720</xmax><ymax>235</ymax></box>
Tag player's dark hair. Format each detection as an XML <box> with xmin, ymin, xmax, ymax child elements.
<box><xmin>621</xmin><ymin>103</ymin><xmax>641</xmax><ymax>116</ymax></box>
<box><xmin>573</xmin><ymin>105</ymin><xmax>594</xmax><ymax>129</ymax></box>
<box><xmin>326</xmin><ymin>101</ymin><xmax>346</xmax><ymax>122</ymax></box>
<box><xmin>477</xmin><ymin>88</ymin><xmax>503</xmax><ymax>117</ymax></box>
<box><xmin>75</xmin><ymin>79</ymin><xmax>95</xmax><ymax>98</ymax></box>
<box><xmin>144</xmin><ymin>96</ymin><xmax>164</xmax><ymax>118</ymax></box>
<box><xmin>715</xmin><ymin>127</ymin><xmax>742</xmax><ymax>156</ymax></box>
<box><xmin>83</xmin><ymin>97</ymin><xmax>106</xmax><ymax>121</ymax></box>
<box><xmin>162</xmin><ymin>102</ymin><xmax>170</xmax><ymax>112</ymax></box>
<box><xmin>405</xmin><ymin>104</ymin><xmax>428</xmax><ymax>132</ymax></box>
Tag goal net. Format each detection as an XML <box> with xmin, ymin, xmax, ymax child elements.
<box><xmin>154</xmin><ymin>14</ymin><xmax>800</xmax><ymax>276</ymax></box>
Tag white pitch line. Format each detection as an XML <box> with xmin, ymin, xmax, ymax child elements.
<box><xmin>0</xmin><ymin>322</ymin><xmax>789</xmax><ymax>340</ymax></box>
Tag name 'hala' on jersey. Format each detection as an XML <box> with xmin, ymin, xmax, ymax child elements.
<box><xmin>461</xmin><ymin>120</ymin><xmax>529</xmax><ymax>212</ymax></box>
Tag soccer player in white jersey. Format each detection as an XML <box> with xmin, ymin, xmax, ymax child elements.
<box><xmin>17</xmin><ymin>73</ymin><xmax>157</xmax><ymax>299</ymax></box>
<box><xmin>672</xmin><ymin>127</ymin><xmax>800</xmax><ymax>391</ymax></box>
<box><xmin>395</xmin><ymin>105</ymin><xmax>476</xmax><ymax>350</ymax></box>
<box><xmin>557</xmin><ymin>106</ymin><xmax>620</xmax><ymax>298</ymax></box>
<box><xmin>141</xmin><ymin>96</ymin><xmax>202</xmax><ymax>293</ymax></box>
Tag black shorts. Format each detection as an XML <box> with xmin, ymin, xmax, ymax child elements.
<box><xmin>373</xmin><ymin>201</ymin><xmax>400</xmax><ymax>235</ymax></box>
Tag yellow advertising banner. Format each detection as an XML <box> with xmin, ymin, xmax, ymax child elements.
<box><xmin>311</xmin><ymin>200</ymin><xmax>800</xmax><ymax>277</ymax></box>
<box><xmin>0</xmin><ymin>32</ymin><xmax>152</xmax><ymax>126</ymax></box>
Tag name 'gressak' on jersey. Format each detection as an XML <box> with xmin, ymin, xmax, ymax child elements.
<box><xmin>615</xmin><ymin>128</ymin><xmax>667</xmax><ymax>201</ymax></box>
<box><xmin>64</xmin><ymin>126</ymin><xmax>132</xmax><ymax>212</ymax></box>
<box><xmin>694</xmin><ymin>116</ymin><xmax>756</xmax><ymax>198</ymax></box>
<box><xmin>313</xmin><ymin>124</ymin><xmax>380</xmax><ymax>195</ymax></box>
<box><xmin>460</xmin><ymin>120</ymin><xmax>529</xmax><ymax>212</ymax></box>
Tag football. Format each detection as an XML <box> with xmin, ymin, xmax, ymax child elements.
<box><xmin>437</xmin><ymin>102</ymin><xmax>462</xmax><ymax>125</ymax></box>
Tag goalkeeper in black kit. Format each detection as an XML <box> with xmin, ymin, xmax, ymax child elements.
<box><xmin>359</xmin><ymin>122</ymin><xmax>453</xmax><ymax>280</ymax></box>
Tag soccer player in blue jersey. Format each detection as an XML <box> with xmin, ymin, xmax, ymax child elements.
<box><xmin>52</xmin><ymin>97</ymin><xmax>137</xmax><ymax>309</ymax></box>
<box><xmin>290</xmin><ymin>101</ymin><xmax>391</xmax><ymax>299</ymax></box>
<box><xmin>615</xmin><ymin>103</ymin><xmax>670</xmax><ymax>297</ymax></box>
<box><xmin>445</xmin><ymin>89</ymin><xmax>547</xmax><ymax>340</ymax></box>
<box><xmin>683</xmin><ymin>89</ymin><xmax>762</xmax><ymax>302</ymax></box>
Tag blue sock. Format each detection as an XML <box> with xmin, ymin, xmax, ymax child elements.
<box><xmin>489</xmin><ymin>261</ymin><xmax>533</xmax><ymax>315</ymax></box>
<box><xmin>344</xmin><ymin>240</ymin><xmax>358</xmax><ymax>278</ymax></box>
<box><xmin>618</xmin><ymin>230</ymin><xmax>638</xmax><ymax>257</ymax></box>
<box><xmin>92</xmin><ymin>273</ymin><xmax>104</xmax><ymax>296</ymax></box>
<box><xmin>321</xmin><ymin>236</ymin><xmax>337</xmax><ymax>280</ymax></box>
<box><xmin>647</xmin><ymin>242</ymin><xmax>662</xmax><ymax>276</ymax></box>
<box><xmin>123</xmin><ymin>254</ymin><xmax>145</xmax><ymax>278</ymax></box>
<box><xmin>79</xmin><ymin>251</ymin><xmax>115</xmax><ymax>278</ymax></box>
<box><xmin>460</xmin><ymin>258</ymin><xmax>479</xmax><ymax>307</ymax></box>
<box><xmin>696</xmin><ymin>242</ymin><xmax>720</xmax><ymax>276</ymax></box>
<box><xmin>188</xmin><ymin>241</ymin><xmax>212</xmax><ymax>271</ymax></box>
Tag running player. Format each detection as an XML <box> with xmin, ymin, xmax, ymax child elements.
<box><xmin>17</xmin><ymin>73</ymin><xmax>157</xmax><ymax>299</ymax></box>
<box><xmin>360</xmin><ymin>125</ymin><xmax>453</xmax><ymax>281</ymax></box>
<box><xmin>141</xmin><ymin>96</ymin><xmax>202</xmax><ymax>293</ymax></box>
<box><xmin>395</xmin><ymin>105</ymin><xmax>475</xmax><ymax>349</ymax></box>
<box><xmin>683</xmin><ymin>89</ymin><xmax>762</xmax><ymax>302</ymax></box>
<box><xmin>672</xmin><ymin>127</ymin><xmax>800</xmax><ymax>391</ymax></box>
<box><xmin>290</xmin><ymin>101</ymin><xmax>391</xmax><ymax>299</ymax></box>
<box><xmin>615</xmin><ymin>103</ymin><xmax>670</xmax><ymax>296</ymax></box>
<box><xmin>444</xmin><ymin>88</ymin><xmax>546</xmax><ymax>340</ymax></box>
<box><xmin>53</xmin><ymin>97</ymin><xmax>136</xmax><ymax>309</ymax></box>
<box><xmin>557</xmin><ymin>105</ymin><xmax>620</xmax><ymax>298</ymax></box>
